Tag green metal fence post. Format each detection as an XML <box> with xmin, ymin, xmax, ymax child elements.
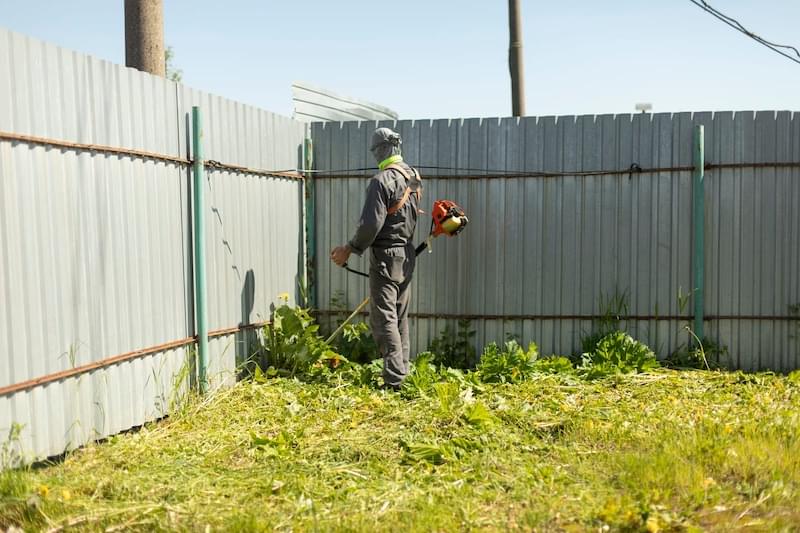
<box><xmin>192</xmin><ymin>106</ymin><xmax>209</xmax><ymax>394</ymax></box>
<box><xmin>304</xmin><ymin>136</ymin><xmax>316</xmax><ymax>309</ymax></box>
<box><xmin>693</xmin><ymin>125</ymin><xmax>705</xmax><ymax>342</ymax></box>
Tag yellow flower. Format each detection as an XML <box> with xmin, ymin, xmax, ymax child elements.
<box><xmin>61</xmin><ymin>489</ymin><xmax>72</xmax><ymax>501</ymax></box>
<box><xmin>646</xmin><ymin>516</ymin><xmax>660</xmax><ymax>532</ymax></box>
<box><xmin>37</xmin><ymin>485</ymin><xmax>49</xmax><ymax>497</ymax></box>
<box><xmin>278</xmin><ymin>292</ymin><xmax>290</xmax><ymax>303</ymax></box>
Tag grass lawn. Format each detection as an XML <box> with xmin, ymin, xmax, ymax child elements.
<box><xmin>2</xmin><ymin>367</ymin><xmax>799</xmax><ymax>532</ymax></box>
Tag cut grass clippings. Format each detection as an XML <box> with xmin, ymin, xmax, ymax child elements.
<box><xmin>2</xmin><ymin>369</ymin><xmax>800</xmax><ymax>531</ymax></box>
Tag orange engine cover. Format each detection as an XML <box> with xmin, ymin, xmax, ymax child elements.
<box><xmin>431</xmin><ymin>200</ymin><xmax>468</xmax><ymax>237</ymax></box>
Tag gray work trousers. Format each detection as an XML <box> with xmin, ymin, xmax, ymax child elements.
<box><xmin>369</xmin><ymin>244</ymin><xmax>415</xmax><ymax>388</ymax></box>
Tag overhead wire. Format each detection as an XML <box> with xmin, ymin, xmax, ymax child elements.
<box><xmin>301</xmin><ymin>161</ymin><xmax>800</xmax><ymax>179</ymax></box>
<box><xmin>299</xmin><ymin>164</ymin><xmax>683</xmax><ymax>178</ymax></box>
<box><xmin>688</xmin><ymin>0</ymin><xmax>800</xmax><ymax>66</ymax></box>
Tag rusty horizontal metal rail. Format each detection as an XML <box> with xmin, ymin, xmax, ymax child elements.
<box><xmin>0</xmin><ymin>130</ymin><xmax>190</xmax><ymax>166</ymax></box>
<box><xmin>314</xmin><ymin>310</ymin><xmax>799</xmax><ymax>322</ymax></box>
<box><xmin>0</xmin><ymin>321</ymin><xmax>269</xmax><ymax>397</ymax></box>
<box><xmin>205</xmin><ymin>160</ymin><xmax>303</xmax><ymax>180</ymax></box>
<box><xmin>0</xmin><ymin>131</ymin><xmax>304</xmax><ymax>180</ymax></box>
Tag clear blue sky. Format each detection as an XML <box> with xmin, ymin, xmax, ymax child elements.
<box><xmin>2</xmin><ymin>0</ymin><xmax>798</xmax><ymax>120</ymax></box>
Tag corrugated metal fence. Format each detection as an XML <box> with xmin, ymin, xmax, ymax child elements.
<box><xmin>2</xmin><ymin>27</ymin><xmax>799</xmax><ymax>466</ymax></box>
<box><xmin>311</xmin><ymin>113</ymin><xmax>800</xmax><ymax>372</ymax></box>
<box><xmin>0</xmin><ymin>28</ymin><xmax>307</xmax><ymax>463</ymax></box>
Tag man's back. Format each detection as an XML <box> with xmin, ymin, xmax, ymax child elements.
<box><xmin>366</xmin><ymin>161</ymin><xmax>419</xmax><ymax>250</ymax></box>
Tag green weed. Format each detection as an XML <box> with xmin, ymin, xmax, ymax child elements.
<box><xmin>476</xmin><ymin>340</ymin><xmax>539</xmax><ymax>384</ymax></box>
<box><xmin>668</xmin><ymin>335</ymin><xmax>729</xmax><ymax>370</ymax></box>
<box><xmin>532</xmin><ymin>355</ymin><xmax>574</xmax><ymax>374</ymax></box>
<box><xmin>400</xmin><ymin>352</ymin><xmax>440</xmax><ymax>398</ymax></box>
<box><xmin>663</xmin><ymin>286</ymin><xmax>733</xmax><ymax>371</ymax></box>
<box><xmin>580</xmin><ymin>331</ymin><xmax>659</xmax><ymax>379</ymax></box>
<box><xmin>335</xmin><ymin>321</ymin><xmax>378</xmax><ymax>365</ymax></box>
<box><xmin>0</xmin><ymin>423</ymin><xmax>46</xmax><ymax>532</ymax></box>
<box><xmin>581</xmin><ymin>288</ymin><xmax>630</xmax><ymax>356</ymax></box>
<box><xmin>260</xmin><ymin>303</ymin><xmax>340</xmax><ymax>376</ymax></box>
<box><xmin>324</xmin><ymin>291</ymin><xmax>379</xmax><ymax>365</ymax></box>
<box><xmin>428</xmin><ymin>319</ymin><xmax>477</xmax><ymax>369</ymax></box>
<box><xmin>0</xmin><ymin>424</ymin><xmax>23</xmax><ymax>470</ymax></box>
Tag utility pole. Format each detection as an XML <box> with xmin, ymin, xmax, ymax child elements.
<box><xmin>124</xmin><ymin>0</ymin><xmax>166</xmax><ymax>77</ymax></box>
<box><xmin>508</xmin><ymin>0</ymin><xmax>526</xmax><ymax>116</ymax></box>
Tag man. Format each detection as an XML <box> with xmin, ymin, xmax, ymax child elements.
<box><xmin>330</xmin><ymin>127</ymin><xmax>421</xmax><ymax>390</ymax></box>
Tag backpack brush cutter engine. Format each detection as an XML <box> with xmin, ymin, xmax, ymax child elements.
<box><xmin>416</xmin><ymin>199</ymin><xmax>469</xmax><ymax>254</ymax></box>
<box><xmin>329</xmin><ymin>199</ymin><xmax>468</xmax><ymax>344</ymax></box>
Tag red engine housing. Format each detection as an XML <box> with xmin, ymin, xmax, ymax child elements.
<box><xmin>430</xmin><ymin>200</ymin><xmax>468</xmax><ymax>237</ymax></box>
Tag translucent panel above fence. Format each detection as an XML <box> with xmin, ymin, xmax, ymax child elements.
<box><xmin>292</xmin><ymin>81</ymin><xmax>398</xmax><ymax>123</ymax></box>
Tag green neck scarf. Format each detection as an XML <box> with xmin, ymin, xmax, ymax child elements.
<box><xmin>378</xmin><ymin>155</ymin><xmax>403</xmax><ymax>170</ymax></box>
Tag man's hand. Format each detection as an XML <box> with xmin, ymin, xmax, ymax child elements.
<box><xmin>330</xmin><ymin>245</ymin><xmax>352</xmax><ymax>267</ymax></box>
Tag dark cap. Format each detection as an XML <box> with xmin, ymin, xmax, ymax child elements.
<box><xmin>370</xmin><ymin>127</ymin><xmax>402</xmax><ymax>151</ymax></box>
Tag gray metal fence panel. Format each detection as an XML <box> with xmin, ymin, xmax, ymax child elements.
<box><xmin>311</xmin><ymin>112</ymin><xmax>800</xmax><ymax>372</ymax></box>
<box><xmin>0</xmin><ymin>28</ymin><xmax>307</xmax><ymax>463</ymax></box>
<box><xmin>0</xmin><ymin>28</ymin><xmax>191</xmax><ymax>461</ymax></box>
<box><xmin>703</xmin><ymin>111</ymin><xmax>800</xmax><ymax>371</ymax></box>
<box><xmin>178</xmin><ymin>89</ymin><xmax>307</xmax><ymax>387</ymax></box>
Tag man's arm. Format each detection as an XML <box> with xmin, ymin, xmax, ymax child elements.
<box><xmin>331</xmin><ymin>178</ymin><xmax>387</xmax><ymax>266</ymax></box>
<box><xmin>348</xmin><ymin>179</ymin><xmax>388</xmax><ymax>255</ymax></box>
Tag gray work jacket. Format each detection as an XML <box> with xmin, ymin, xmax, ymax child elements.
<box><xmin>348</xmin><ymin>161</ymin><xmax>419</xmax><ymax>254</ymax></box>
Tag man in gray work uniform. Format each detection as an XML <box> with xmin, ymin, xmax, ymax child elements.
<box><xmin>330</xmin><ymin>127</ymin><xmax>420</xmax><ymax>390</ymax></box>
